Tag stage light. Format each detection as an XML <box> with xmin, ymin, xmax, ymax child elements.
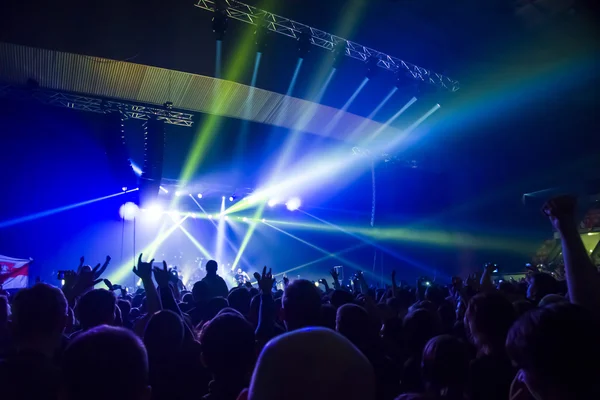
<box><xmin>197</xmin><ymin>193</ymin><xmax>203</xmax><ymax>199</ymax></box>
<box><xmin>229</xmin><ymin>195</ymin><xmax>235</xmax><ymax>202</ymax></box>
<box><xmin>208</xmin><ymin>214</ymin><xmax>213</xmax><ymax>219</ymax></box>
<box><xmin>224</xmin><ymin>216</ymin><xmax>229</xmax><ymax>221</ymax></box>
<box><xmin>286</xmin><ymin>197</ymin><xmax>301</xmax><ymax>211</ymax></box>
<box><xmin>261</xmin><ymin>218</ymin><xmax>266</xmax><ymax>223</ymax></box>
<box><xmin>268</xmin><ymin>199</ymin><xmax>279</xmax><ymax>207</ymax></box>
<box><xmin>242</xmin><ymin>217</ymin><xmax>248</xmax><ymax>222</ymax></box>
<box><xmin>315</xmin><ymin>281</ymin><xmax>319</xmax><ymax>287</ymax></box>
<box><xmin>119</xmin><ymin>202</ymin><xmax>139</xmax><ymax>221</ymax></box>
<box><xmin>175</xmin><ymin>191</ymin><xmax>182</xmax><ymax>197</ymax></box>
<box><xmin>159</xmin><ymin>186</ymin><xmax>169</xmax><ymax>194</ymax></box>
<box><xmin>145</xmin><ymin>204</ymin><xmax>164</xmax><ymax>220</ymax></box>
<box><xmin>130</xmin><ymin>161</ymin><xmax>143</xmax><ymax>176</ymax></box>
<box><xmin>121</xmin><ymin>186</ymin><xmax>128</xmax><ymax>192</ymax></box>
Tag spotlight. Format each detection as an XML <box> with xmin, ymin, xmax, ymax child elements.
<box><xmin>365</xmin><ymin>57</ymin><xmax>379</xmax><ymax>79</ymax></box>
<box><xmin>222</xmin><ymin>196</ymin><xmax>225</xmax><ymax>200</ymax></box>
<box><xmin>159</xmin><ymin>186</ymin><xmax>169</xmax><ymax>194</ymax></box>
<box><xmin>315</xmin><ymin>281</ymin><xmax>319</xmax><ymax>287</ymax></box>
<box><xmin>224</xmin><ymin>216</ymin><xmax>229</xmax><ymax>221</ymax></box>
<box><xmin>175</xmin><ymin>191</ymin><xmax>182</xmax><ymax>197</ymax></box>
<box><xmin>267</xmin><ymin>199</ymin><xmax>279</xmax><ymax>207</ymax></box>
<box><xmin>242</xmin><ymin>217</ymin><xmax>248</xmax><ymax>222</ymax></box>
<box><xmin>261</xmin><ymin>218</ymin><xmax>266</xmax><ymax>223</ymax></box>
<box><xmin>208</xmin><ymin>214</ymin><xmax>213</xmax><ymax>220</ymax></box>
<box><xmin>229</xmin><ymin>195</ymin><xmax>235</xmax><ymax>202</ymax></box>
<box><xmin>119</xmin><ymin>202</ymin><xmax>139</xmax><ymax>221</ymax></box>
<box><xmin>297</xmin><ymin>31</ymin><xmax>312</xmax><ymax>58</ymax></box>
<box><xmin>121</xmin><ymin>186</ymin><xmax>128</xmax><ymax>192</ymax></box>
<box><xmin>146</xmin><ymin>204</ymin><xmax>164</xmax><ymax>220</ymax></box>
<box><xmin>286</xmin><ymin>197</ymin><xmax>301</xmax><ymax>211</ymax></box>
<box><xmin>197</xmin><ymin>193</ymin><xmax>203</xmax><ymax>199</ymax></box>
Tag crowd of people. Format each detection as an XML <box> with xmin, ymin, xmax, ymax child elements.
<box><xmin>0</xmin><ymin>195</ymin><xmax>599</xmax><ymax>400</ymax></box>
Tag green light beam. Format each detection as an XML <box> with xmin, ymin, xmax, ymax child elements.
<box><xmin>179</xmin><ymin>224</ymin><xmax>212</xmax><ymax>259</ymax></box>
<box><xmin>232</xmin><ymin>203</ymin><xmax>266</xmax><ymax>269</ymax></box>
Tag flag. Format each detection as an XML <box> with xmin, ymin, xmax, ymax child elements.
<box><xmin>0</xmin><ymin>255</ymin><xmax>30</xmax><ymax>289</ymax></box>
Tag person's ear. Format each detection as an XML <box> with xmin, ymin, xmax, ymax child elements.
<box><xmin>236</xmin><ymin>388</ymin><xmax>249</xmax><ymax>400</ymax></box>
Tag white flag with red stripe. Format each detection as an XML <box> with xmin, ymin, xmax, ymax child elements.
<box><xmin>0</xmin><ymin>255</ymin><xmax>30</xmax><ymax>289</ymax></box>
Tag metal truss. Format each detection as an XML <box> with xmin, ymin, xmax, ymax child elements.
<box><xmin>195</xmin><ymin>0</ymin><xmax>460</xmax><ymax>92</ymax></box>
<box><xmin>0</xmin><ymin>86</ymin><xmax>195</xmax><ymax>127</ymax></box>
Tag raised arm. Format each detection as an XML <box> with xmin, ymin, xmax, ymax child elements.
<box><xmin>254</xmin><ymin>267</ymin><xmax>276</xmax><ymax>347</ymax></box>
<box><xmin>543</xmin><ymin>196</ymin><xmax>600</xmax><ymax>310</ymax></box>
<box><xmin>330</xmin><ymin>268</ymin><xmax>341</xmax><ymax>290</ymax></box>
<box><xmin>133</xmin><ymin>254</ymin><xmax>161</xmax><ymax>314</ymax></box>
<box><xmin>153</xmin><ymin>261</ymin><xmax>182</xmax><ymax>317</ymax></box>
<box><xmin>479</xmin><ymin>263</ymin><xmax>497</xmax><ymax>292</ymax></box>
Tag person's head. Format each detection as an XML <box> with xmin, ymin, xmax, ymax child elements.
<box><xmin>63</xmin><ymin>325</ymin><xmax>151</xmax><ymax>400</ymax></box>
<box><xmin>206</xmin><ymin>260</ymin><xmax>218</xmax><ymax>275</ymax></box>
<box><xmin>527</xmin><ymin>273</ymin><xmax>558</xmax><ymax>304</ymax></box>
<box><xmin>228</xmin><ymin>287</ymin><xmax>251</xmax><ymax>316</ymax></box>
<box><xmin>513</xmin><ymin>299</ymin><xmax>535</xmax><ymax>317</ymax></box>
<box><xmin>200</xmin><ymin>313</ymin><xmax>255</xmax><ymax>380</ymax></box>
<box><xmin>237</xmin><ymin>268</ymin><xmax>242</xmax><ymax>275</ymax></box>
<box><xmin>117</xmin><ymin>299</ymin><xmax>131</xmax><ymax>319</ymax></box>
<box><xmin>282</xmin><ymin>279</ymin><xmax>322</xmax><ymax>331</ymax></box>
<box><xmin>320</xmin><ymin>303</ymin><xmax>337</xmax><ymax>330</ymax></box>
<box><xmin>506</xmin><ymin>303</ymin><xmax>600</xmax><ymax>399</ymax></box>
<box><xmin>425</xmin><ymin>285</ymin><xmax>446</xmax><ymax>306</ymax></box>
<box><xmin>537</xmin><ymin>293</ymin><xmax>567</xmax><ymax>308</ymax></box>
<box><xmin>465</xmin><ymin>292</ymin><xmax>515</xmax><ymax>355</ymax></box>
<box><xmin>330</xmin><ymin>289</ymin><xmax>355</xmax><ymax>309</ymax></box>
<box><xmin>403</xmin><ymin>309</ymin><xmax>439</xmax><ymax>356</ymax></box>
<box><xmin>336</xmin><ymin>303</ymin><xmax>374</xmax><ymax>350</ymax></box>
<box><xmin>421</xmin><ymin>335</ymin><xmax>470</xmax><ymax>396</ymax></box>
<box><xmin>144</xmin><ymin>310</ymin><xmax>185</xmax><ymax>358</ymax></box>
<box><xmin>10</xmin><ymin>283</ymin><xmax>67</xmax><ymax>348</ymax></box>
<box><xmin>76</xmin><ymin>289</ymin><xmax>116</xmax><ymax>330</ymax></box>
<box><xmin>247</xmin><ymin>294</ymin><xmax>261</xmax><ymax>326</ymax></box>
<box><xmin>242</xmin><ymin>328</ymin><xmax>375</xmax><ymax>400</ymax></box>
<box><xmin>205</xmin><ymin>297</ymin><xmax>229</xmax><ymax>321</ymax></box>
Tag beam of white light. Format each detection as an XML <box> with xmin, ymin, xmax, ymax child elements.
<box><xmin>263</xmin><ymin>221</ymin><xmax>367</xmax><ymax>272</ymax></box>
<box><xmin>273</xmin><ymin>243</ymin><xmax>367</xmax><ymax>278</ymax></box>
<box><xmin>0</xmin><ymin>189</ymin><xmax>138</xmax><ymax>229</ymax></box>
<box><xmin>215</xmin><ymin>196</ymin><xmax>226</xmax><ymax>265</ymax></box>
<box><xmin>108</xmin><ymin>214</ymin><xmax>189</xmax><ymax>283</ymax></box>
<box><xmin>130</xmin><ymin>162</ymin><xmax>143</xmax><ymax>176</ymax></box>
<box><xmin>189</xmin><ymin>194</ymin><xmax>247</xmax><ymax>268</ymax></box>
<box><xmin>386</xmin><ymin>103</ymin><xmax>441</xmax><ymax>150</ymax></box>
<box><xmin>347</xmin><ymin>87</ymin><xmax>398</xmax><ymax>141</ymax></box>
<box><xmin>364</xmin><ymin>96</ymin><xmax>417</xmax><ymax>143</ymax></box>
<box><xmin>323</xmin><ymin>77</ymin><xmax>370</xmax><ymax>135</ymax></box>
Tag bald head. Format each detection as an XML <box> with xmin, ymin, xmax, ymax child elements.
<box><xmin>247</xmin><ymin>327</ymin><xmax>375</xmax><ymax>400</ymax></box>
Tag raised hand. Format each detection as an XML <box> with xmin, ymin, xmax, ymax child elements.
<box><xmin>330</xmin><ymin>268</ymin><xmax>339</xmax><ymax>281</ymax></box>
<box><xmin>153</xmin><ymin>261</ymin><xmax>172</xmax><ymax>288</ymax></box>
<box><xmin>283</xmin><ymin>274</ymin><xmax>289</xmax><ymax>287</ymax></box>
<box><xmin>103</xmin><ymin>279</ymin><xmax>114</xmax><ymax>291</ymax></box>
<box><xmin>542</xmin><ymin>195</ymin><xmax>577</xmax><ymax>231</ymax></box>
<box><xmin>253</xmin><ymin>266</ymin><xmax>274</xmax><ymax>294</ymax></box>
<box><xmin>133</xmin><ymin>253</ymin><xmax>154</xmax><ymax>282</ymax></box>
